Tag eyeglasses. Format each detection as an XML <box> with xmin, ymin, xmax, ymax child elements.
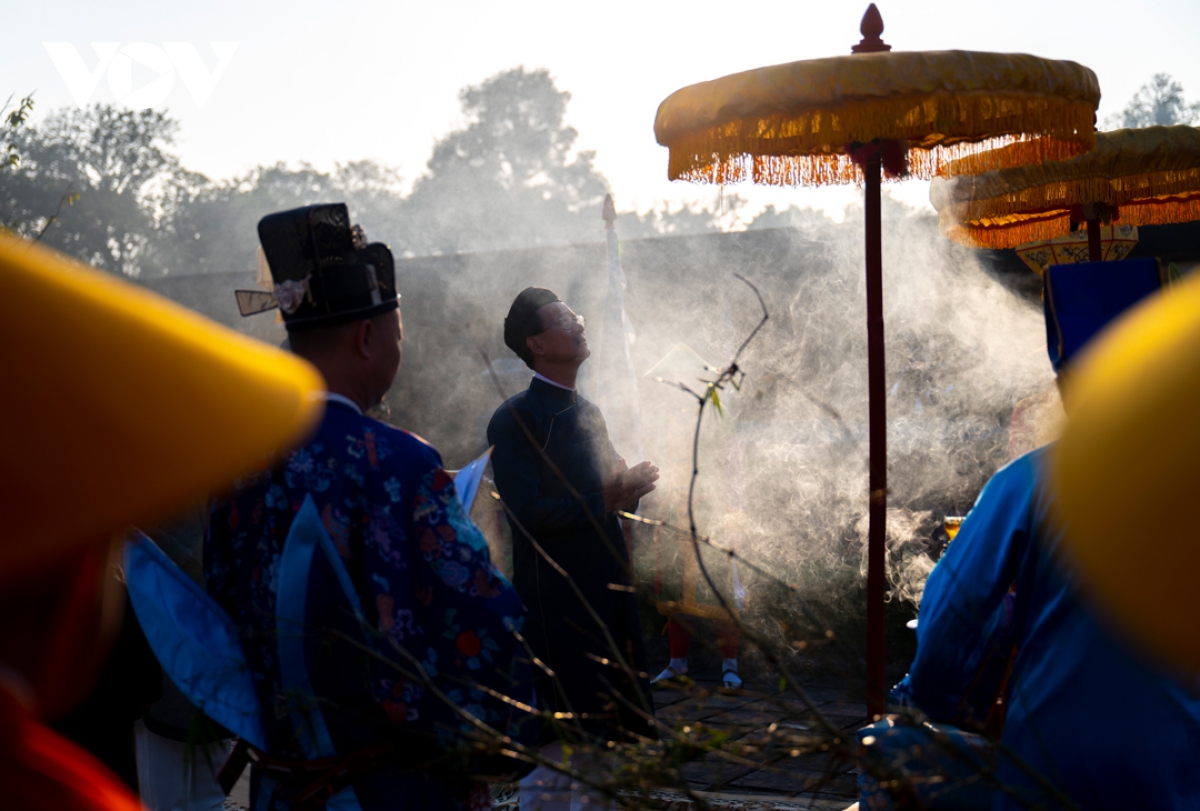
<box><xmin>538</xmin><ymin>312</ymin><xmax>585</xmax><ymax>333</ymax></box>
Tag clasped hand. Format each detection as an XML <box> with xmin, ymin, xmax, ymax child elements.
<box><xmin>602</xmin><ymin>458</ymin><xmax>659</xmax><ymax>513</ymax></box>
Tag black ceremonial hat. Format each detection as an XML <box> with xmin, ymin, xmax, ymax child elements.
<box><xmin>235</xmin><ymin>203</ymin><xmax>398</xmax><ymax>332</ymax></box>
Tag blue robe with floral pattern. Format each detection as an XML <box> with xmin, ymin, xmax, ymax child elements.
<box><xmin>205</xmin><ymin>399</ymin><xmax>534</xmax><ymax>811</ymax></box>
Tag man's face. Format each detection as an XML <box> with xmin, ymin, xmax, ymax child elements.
<box><xmin>531</xmin><ymin>301</ymin><xmax>589</xmax><ymax>365</ymax></box>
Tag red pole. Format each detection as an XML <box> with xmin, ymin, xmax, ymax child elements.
<box><xmin>1087</xmin><ymin>218</ymin><xmax>1103</xmax><ymax>262</ymax></box>
<box><xmin>864</xmin><ymin>148</ymin><xmax>887</xmax><ymax>720</ymax></box>
<box><xmin>853</xmin><ymin>1</ymin><xmax>891</xmax><ymax>722</ymax></box>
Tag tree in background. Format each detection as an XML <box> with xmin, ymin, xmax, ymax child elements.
<box><xmin>2</xmin><ymin>92</ymin><xmax>82</xmax><ymax>241</ymax></box>
<box><xmin>396</xmin><ymin>67</ymin><xmax>609</xmax><ymax>255</ymax></box>
<box><xmin>2</xmin><ymin>68</ymin><xmax>748</xmax><ymax>276</ymax></box>
<box><xmin>1105</xmin><ymin>73</ymin><xmax>1200</xmax><ymax>129</ymax></box>
<box><xmin>1</xmin><ymin>104</ymin><xmax>183</xmax><ymax>275</ymax></box>
<box><xmin>162</xmin><ymin>160</ymin><xmax>408</xmax><ymax>276</ymax></box>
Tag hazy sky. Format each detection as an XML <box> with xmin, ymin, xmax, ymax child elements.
<box><xmin>5</xmin><ymin>0</ymin><xmax>1199</xmax><ymax>221</ymax></box>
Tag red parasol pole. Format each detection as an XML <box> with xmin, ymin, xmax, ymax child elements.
<box><xmin>863</xmin><ymin>148</ymin><xmax>887</xmax><ymax>719</ymax></box>
<box><xmin>1087</xmin><ymin>218</ymin><xmax>1103</xmax><ymax>262</ymax></box>
<box><xmin>853</xmin><ymin>3</ymin><xmax>890</xmax><ymax>721</ymax></box>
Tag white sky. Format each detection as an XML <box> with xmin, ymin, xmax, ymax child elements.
<box><xmin>4</xmin><ymin>0</ymin><xmax>1200</xmax><ymax>222</ymax></box>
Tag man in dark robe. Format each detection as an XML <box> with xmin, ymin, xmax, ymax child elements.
<box><xmin>487</xmin><ymin>288</ymin><xmax>659</xmax><ymax>767</ymax></box>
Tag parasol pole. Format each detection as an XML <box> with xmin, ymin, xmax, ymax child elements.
<box><xmin>852</xmin><ymin>3</ymin><xmax>889</xmax><ymax>720</ymax></box>
<box><xmin>863</xmin><ymin>148</ymin><xmax>887</xmax><ymax>719</ymax></box>
<box><xmin>1087</xmin><ymin>217</ymin><xmax>1103</xmax><ymax>262</ymax></box>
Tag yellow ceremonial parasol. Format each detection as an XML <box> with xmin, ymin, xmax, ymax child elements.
<box><xmin>933</xmin><ymin>126</ymin><xmax>1200</xmax><ymax>261</ymax></box>
<box><xmin>1052</xmin><ymin>269</ymin><xmax>1200</xmax><ymax>674</ymax></box>
<box><xmin>0</xmin><ymin>233</ymin><xmax>325</xmax><ymax>576</ymax></box>
<box><xmin>657</xmin><ymin>6</ymin><xmax>1099</xmax><ymax>715</ymax></box>
<box><xmin>654</xmin><ymin>4</ymin><xmax>1098</xmax><ymax>716</ymax></box>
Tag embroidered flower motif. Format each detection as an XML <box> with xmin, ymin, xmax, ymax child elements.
<box><xmin>437</xmin><ymin>561</ymin><xmax>470</xmax><ymax>588</ymax></box>
<box><xmin>419</xmin><ymin>527</ymin><xmax>439</xmax><ymax>554</ymax></box>
<box><xmin>456</xmin><ymin>631</ymin><xmax>482</xmax><ymax>658</ymax></box>
<box><xmin>377</xmin><ymin>594</ymin><xmax>395</xmax><ymax>631</ymax></box>
<box><xmin>384</xmin><ymin>477</ymin><xmax>401</xmax><ymax>503</ymax></box>
<box><xmin>381</xmin><ymin>699</ymin><xmax>409</xmax><ymax>724</ymax></box>
<box><xmin>321</xmin><ymin>502</ymin><xmax>352</xmax><ymax>558</ymax></box>
<box><xmin>264</xmin><ymin>484</ymin><xmax>286</xmax><ymax>509</ymax></box>
<box><xmin>473</xmin><ymin>568</ymin><xmax>500</xmax><ymax>599</ymax></box>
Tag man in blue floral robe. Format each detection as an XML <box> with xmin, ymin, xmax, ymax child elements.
<box><xmin>207</xmin><ymin>204</ymin><xmax>534</xmax><ymax>811</ymax></box>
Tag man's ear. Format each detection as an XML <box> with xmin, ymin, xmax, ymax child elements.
<box><xmin>526</xmin><ymin>334</ymin><xmax>545</xmax><ymax>358</ymax></box>
<box><xmin>354</xmin><ymin>318</ymin><xmax>374</xmax><ymax>360</ymax></box>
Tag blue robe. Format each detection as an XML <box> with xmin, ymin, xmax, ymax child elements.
<box><xmin>205</xmin><ymin>399</ymin><xmax>534</xmax><ymax>810</ymax></box>
<box><xmin>910</xmin><ymin>446</ymin><xmax>1200</xmax><ymax>809</ymax></box>
<box><xmin>487</xmin><ymin>377</ymin><xmax>654</xmax><ymax>743</ymax></box>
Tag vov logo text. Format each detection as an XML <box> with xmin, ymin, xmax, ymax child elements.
<box><xmin>44</xmin><ymin>42</ymin><xmax>239</xmax><ymax>110</ymax></box>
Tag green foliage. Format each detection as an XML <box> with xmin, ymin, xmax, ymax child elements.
<box><xmin>2</xmin><ymin>93</ymin><xmax>35</xmax><ymax>172</ymax></box>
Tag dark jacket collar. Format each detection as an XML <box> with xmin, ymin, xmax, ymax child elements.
<box><xmin>529</xmin><ymin>376</ymin><xmax>577</xmax><ymax>404</ymax></box>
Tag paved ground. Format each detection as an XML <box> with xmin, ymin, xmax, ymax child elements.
<box><xmin>642</xmin><ymin>671</ymin><xmax>864</xmax><ymax>808</ymax></box>
<box><xmin>225</xmin><ymin>671</ymin><xmax>866</xmax><ymax>810</ymax></box>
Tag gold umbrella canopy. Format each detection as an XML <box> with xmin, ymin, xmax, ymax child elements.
<box><xmin>932</xmin><ymin>125</ymin><xmax>1200</xmax><ymax>249</ymax></box>
<box><xmin>654</xmin><ymin>49</ymin><xmax>1099</xmax><ymax>186</ymax></box>
<box><xmin>0</xmin><ymin>233</ymin><xmax>325</xmax><ymax>575</ymax></box>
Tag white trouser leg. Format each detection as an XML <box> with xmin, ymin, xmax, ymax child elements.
<box><xmin>134</xmin><ymin>720</ymin><xmax>229</xmax><ymax>811</ymax></box>
<box><xmin>520</xmin><ymin>741</ymin><xmax>618</xmax><ymax>811</ymax></box>
<box><xmin>520</xmin><ymin>742</ymin><xmax>573</xmax><ymax>811</ymax></box>
<box><xmin>568</xmin><ymin>749</ymin><xmax>614</xmax><ymax>811</ymax></box>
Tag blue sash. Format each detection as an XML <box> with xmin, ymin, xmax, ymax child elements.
<box><xmin>452</xmin><ymin>447</ymin><xmax>492</xmax><ymax>513</ymax></box>
<box><xmin>124</xmin><ymin>533</ymin><xmax>269</xmax><ymax>751</ymax></box>
<box><xmin>275</xmin><ymin>494</ymin><xmax>372</xmax><ymax>811</ymax></box>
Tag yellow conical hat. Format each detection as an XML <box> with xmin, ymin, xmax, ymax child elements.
<box><xmin>1052</xmin><ymin>269</ymin><xmax>1200</xmax><ymax>673</ymax></box>
<box><xmin>0</xmin><ymin>233</ymin><xmax>324</xmax><ymax>574</ymax></box>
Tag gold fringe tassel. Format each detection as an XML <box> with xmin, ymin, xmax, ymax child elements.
<box><xmin>665</xmin><ymin>94</ymin><xmax>1095</xmax><ymax>187</ymax></box>
<box><xmin>941</xmin><ymin>195</ymin><xmax>1200</xmax><ymax>249</ymax></box>
<box><xmin>946</xmin><ymin>168</ymin><xmax>1200</xmax><ymax>223</ymax></box>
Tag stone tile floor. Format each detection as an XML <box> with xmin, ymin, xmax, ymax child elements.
<box><xmin>641</xmin><ymin>671</ymin><xmax>865</xmax><ymax>809</ymax></box>
<box><xmin>225</xmin><ymin>672</ymin><xmax>866</xmax><ymax>811</ymax></box>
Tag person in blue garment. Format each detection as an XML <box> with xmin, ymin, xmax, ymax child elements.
<box><xmin>486</xmin><ymin>288</ymin><xmax>659</xmax><ymax>810</ymax></box>
<box><xmin>205</xmin><ymin>204</ymin><xmax>535</xmax><ymax>811</ymax></box>
<box><xmin>862</xmin><ymin>259</ymin><xmax>1200</xmax><ymax>810</ymax></box>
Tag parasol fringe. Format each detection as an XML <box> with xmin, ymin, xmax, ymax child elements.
<box><xmin>665</xmin><ymin>94</ymin><xmax>1095</xmax><ymax>186</ymax></box>
<box><xmin>940</xmin><ymin>196</ymin><xmax>1200</xmax><ymax>249</ymax></box>
<box><xmin>946</xmin><ymin>168</ymin><xmax>1200</xmax><ymax>223</ymax></box>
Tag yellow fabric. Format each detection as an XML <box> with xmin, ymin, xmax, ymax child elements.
<box><xmin>1052</xmin><ymin>269</ymin><xmax>1200</xmax><ymax>674</ymax></box>
<box><xmin>934</xmin><ymin>126</ymin><xmax>1200</xmax><ymax>248</ymax></box>
<box><xmin>654</xmin><ymin>50</ymin><xmax>1099</xmax><ymax>186</ymax></box>
<box><xmin>0</xmin><ymin>234</ymin><xmax>325</xmax><ymax>574</ymax></box>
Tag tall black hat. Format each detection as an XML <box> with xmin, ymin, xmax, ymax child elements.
<box><xmin>235</xmin><ymin>203</ymin><xmax>398</xmax><ymax>331</ymax></box>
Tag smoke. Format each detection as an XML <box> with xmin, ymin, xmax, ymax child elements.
<box><xmin>605</xmin><ymin>195</ymin><xmax>1054</xmax><ymax>659</ymax></box>
<box><xmin>142</xmin><ymin>188</ymin><xmax>1054</xmax><ymax>666</ymax></box>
